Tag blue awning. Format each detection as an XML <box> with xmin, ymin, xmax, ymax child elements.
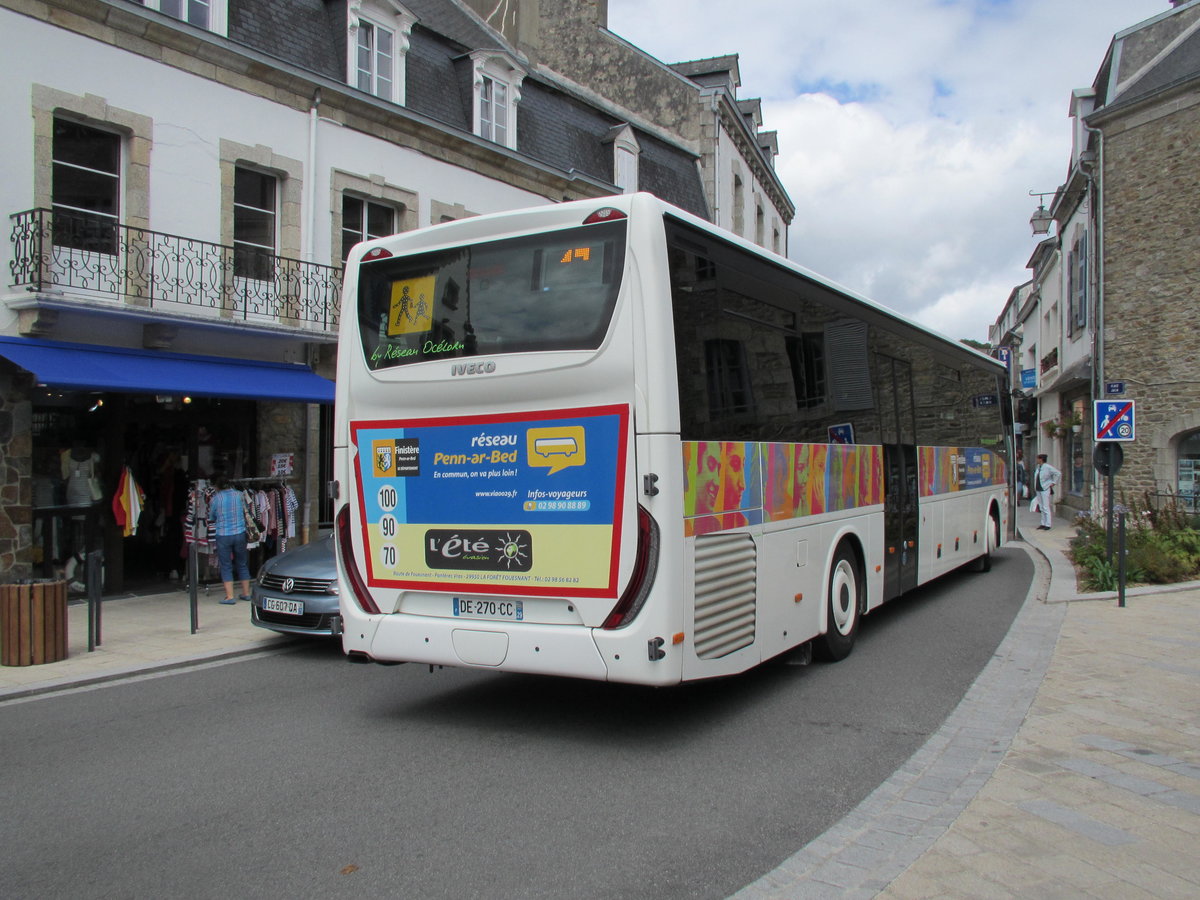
<box><xmin>0</xmin><ymin>337</ymin><xmax>334</xmax><ymax>403</ymax></box>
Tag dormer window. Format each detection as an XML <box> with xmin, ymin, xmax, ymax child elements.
<box><xmin>357</xmin><ymin>22</ymin><xmax>394</xmax><ymax>98</ymax></box>
<box><xmin>348</xmin><ymin>1</ymin><xmax>415</xmax><ymax>104</ymax></box>
<box><xmin>605</xmin><ymin>125</ymin><xmax>641</xmax><ymax>194</ymax></box>
<box><xmin>136</xmin><ymin>0</ymin><xmax>227</xmax><ymax>35</ymax></box>
<box><xmin>470</xmin><ymin>51</ymin><xmax>524</xmax><ymax>149</ymax></box>
<box><xmin>480</xmin><ymin>76</ymin><xmax>508</xmax><ymax>143</ymax></box>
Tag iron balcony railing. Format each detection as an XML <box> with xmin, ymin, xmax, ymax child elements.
<box><xmin>9</xmin><ymin>208</ymin><xmax>341</xmax><ymax>331</ymax></box>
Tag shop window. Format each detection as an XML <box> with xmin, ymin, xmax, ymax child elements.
<box><xmin>52</xmin><ymin>118</ymin><xmax>120</xmax><ymax>254</ymax></box>
<box><xmin>136</xmin><ymin>0</ymin><xmax>227</xmax><ymax>35</ymax></box>
<box><xmin>1177</xmin><ymin>432</ymin><xmax>1200</xmax><ymax>511</ymax></box>
<box><xmin>342</xmin><ymin>196</ymin><xmax>397</xmax><ymax>261</ymax></box>
<box><xmin>233</xmin><ymin>168</ymin><xmax>277</xmax><ymax>281</ymax></box>
<box><xmin>1067</xmin><ymin>399</ymin><xmax>1087</xmax><ymax>496</ymax></box>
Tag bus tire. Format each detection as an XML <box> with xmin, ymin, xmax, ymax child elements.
<box><xmin>968</xmin><ymin>510</ymin><xmax>998</xmax><ymax>573</ymax></box>
<box><xmin>816</xmin><ymin>543</ymin><xmax>861</xmax><ymax>662</ymax></box>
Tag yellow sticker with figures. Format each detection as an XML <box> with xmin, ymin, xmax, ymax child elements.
<box><xmin>527</xmin><ymin>426</ymin><xmax>586</xmax><ymax>476</ymax></box>
<box><xmin>387</xmin><ymin>276</ymin><xmax>435</xmax><ymax>336</ymax></box>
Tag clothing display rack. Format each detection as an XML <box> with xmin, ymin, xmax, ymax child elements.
<box><xmin>184</xmin><ymin>476</ymin><xmax>298</xmax><ymax>634</ymax></box>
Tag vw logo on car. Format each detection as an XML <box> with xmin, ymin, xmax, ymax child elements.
<box><xmin>281</xmin><ymin>577</ymin><xmax>295</xmax><ymax>594</ymax></box>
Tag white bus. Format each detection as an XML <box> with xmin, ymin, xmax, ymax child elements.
<box><xmin>333</xmin><ymin>194</ymin><xmax>1011</xmax><ymax>685</ymax></box>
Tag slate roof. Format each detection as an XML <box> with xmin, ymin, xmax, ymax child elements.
<box><xmin>1092</xmin><ymin>2</ymin><xmax>1200</xmax><ymax>120</ymax></box>
<box><xmin>670</xmin><ymin>54</ymin><xmax>741</xmax><ymax>90</ymax></box>
<box><xmin>215</xmin><ymin>0</ymin><xmax>706</xmax><ymax>212</ymax></box>
<box><xmin>228</xmin><ymin>0</ymin><xmax>343</xmax><ymax>79</ymax></box>
<box><xmin>1103</xmin><ymin>27</ymin><xmax>1200</xmax><ymax>114</ymax></box>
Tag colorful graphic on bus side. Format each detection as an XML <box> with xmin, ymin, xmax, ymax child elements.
<box><xmin>684</xmin><ymin>442</ymin><xmax>1004</xmax><ymax>536</ymax></box>
<box><xmin>683</xmin><ymin>442</ymin><xmax>885</xmax><ymax>537</ymax></box>
<box><xmin>918</xmin><ymin>446</ymin><xmax>1008</xmax><ymax>496</ymax></box>
<box><xmin>351</xmin><ymin>405</ymin><xmax>628</xmax><ymax>597</ymax></box>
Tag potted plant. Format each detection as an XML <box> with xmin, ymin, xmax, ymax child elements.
<box><xmin>1042</xmin><ymin>419</ymin><xmax>1065</xmax><ymax>439</ymax></box>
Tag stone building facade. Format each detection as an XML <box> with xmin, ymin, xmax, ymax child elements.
<box><xmin>1095</xmin><ymin>57</ymin><xmax>1200</xmax><ymax>498</ymax></box>
<box><xmin>994</xmin><ymin>0</ymin><xmax>1200</xmax><ymax>514</ymax></box>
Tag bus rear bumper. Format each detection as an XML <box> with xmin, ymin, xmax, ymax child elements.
<box><xmin>363</xmin><ymin>613</ymin><xmax>612</xmax><ymax>681</ymax></box>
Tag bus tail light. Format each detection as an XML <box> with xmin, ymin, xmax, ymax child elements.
<box><xmin>583</xmin><ymin>207</ymin><xmax>627</xmax><ymax>225</ymax></box>
<box><xmin>336</xmin><ymin>504</ymin><xmax>381</xmax><ymax>615</ymax></box>
<box><xmin>602</xmin><ymin>504</ymin><xmax>660</xmax><ymax>629</ymax></box>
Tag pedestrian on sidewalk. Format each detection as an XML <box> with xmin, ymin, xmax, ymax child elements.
<box><xmin>211</xmin><ymin>474</ymin><xmax>252</xmax><ymax>604</ymax></box>
<box><xmin>1033</xmin><ymin>453</ymin><xmax>1061</xmax><ymax>530</ymax></box>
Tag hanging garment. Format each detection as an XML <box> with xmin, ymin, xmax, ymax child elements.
<box><xmin>112</xmin><ymin>466</ymin><xmax>147</xmax><ymax>538</ymax></box>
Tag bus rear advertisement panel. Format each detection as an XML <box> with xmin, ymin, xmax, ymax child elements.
<box><xmin>350</xmin><ymin>405</ymin><xmax>630</xmax><ymax>598</ymax></box>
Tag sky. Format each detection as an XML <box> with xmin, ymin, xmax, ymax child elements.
<box><xmin>606</xmin><ymin>0</ymin><xmax>1174</xmax><ymax>344</ymax></box>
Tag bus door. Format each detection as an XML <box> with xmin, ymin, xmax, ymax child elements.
<box><xmin>877</xmin><ymin>354</ymin><xmax>918</xmax><ymax>599</ymax></box>
<box><xmin>883</xmin><ymin>444</ymin><xmax>918</xmax><ymax>599</ymax></box>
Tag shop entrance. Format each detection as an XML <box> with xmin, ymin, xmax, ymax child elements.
<box><xmin>32</xmin><ymin>392</ymin><xmax>258</xmax><ymax>593</ymax></box>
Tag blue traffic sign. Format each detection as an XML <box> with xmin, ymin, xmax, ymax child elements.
<box><xmin>1095</xmin><ymin>400</ymin><xmax>1135</xmax><ymax>442</ymax></box>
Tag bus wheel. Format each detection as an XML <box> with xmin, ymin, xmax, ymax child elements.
<box><xmin>816</xmin><ymin>543</ymin><xmax>861</xmax><ymax>662</ymax></box>
<box><xmin>969</xmin><ymin>511</ymin><xmax>998</xmax><ymax>573</ymax></box>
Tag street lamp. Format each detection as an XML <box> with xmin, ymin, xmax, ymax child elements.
<box><xmin>1029</xmin><ymin>202</ymin><xmax>1053</xmax><ymax>235</ymax></box>
<box><xmin>1028</xmin><ymin>190</ymin><xmax>1055</xmax><ymax>235</ymax></box>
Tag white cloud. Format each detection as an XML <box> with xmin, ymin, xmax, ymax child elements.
<box><xmin>607</xmin><ymin>0</ymin><xmax>1169</xmax><ymax>341</ymax></box>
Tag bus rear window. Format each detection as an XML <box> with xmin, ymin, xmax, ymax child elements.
<box><xmin>357</xmin><ymin>221</ymin><xmax>626</xmax><ymax>369</ymax></box>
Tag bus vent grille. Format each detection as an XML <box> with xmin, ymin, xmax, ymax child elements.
<box><xmin>693</xmin><ymin>532</ymin><xmax>757</xmax><ymax>660</ymax></box>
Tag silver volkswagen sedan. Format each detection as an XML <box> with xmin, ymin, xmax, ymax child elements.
<box><xmin>250</xmin><ymin>535</ymin><xmax>341</xmax><ymax>637</ymax></box>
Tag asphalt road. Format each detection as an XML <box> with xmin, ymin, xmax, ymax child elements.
<box><xmin>0</xmin><ymin>546</ymin><xmax>1031</xmax><ymax>899</ymax></box>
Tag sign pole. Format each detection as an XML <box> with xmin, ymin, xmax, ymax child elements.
<box><xmin>1107</xmin><ymin>470</ymin><xmax>1115</xmax><ymax>563</ymax></box>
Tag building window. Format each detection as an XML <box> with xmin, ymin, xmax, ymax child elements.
<box><xmin>608</xmin><ymin>125</ymin><xmax>641</xmax><ymax>194</ymax></box>
<box><xmin>347</xmin><ymin>3</ymin><xmax>414</xmax><ymax>104</ymax></box>
<box><xmin>705</xmin><ymin>338</ymin><xmax>754</xmax><ymax>417</ymax></box>
<box><xmin>786</xmin><ymin>334</ymin><xmax>826</xmax><ymax>408</ymax></box>
<box><xmin>52</xmin><ymin>118</ymin><xmax>120</xmax><ymax>254</ymax></box>
<box><xmin>1070</xmin><ymin>231</ymin><xmax>1088</xmax><ymax>335</ymax></box>
<box><xmin>732</xmin><ymin>174</ymin><xmax>745</xmax><ymax>235</ymax></box>
<box><xmin>342</xmin><ymin>196</ymin><xmax>396</xmax><ymax>261</ymax></box>
<box><xmin>615</xmin><ymin>147</ymin><xmax>637</xmax><ymax>194</ymax></box>
<box><xmin>480</xmin><ymin>76</ymin><xmax>509</xmax><ymax>145</ymax></box>
<box><xmin>233</xmin><ymin>168</ymin><xmax>277</xmax><ymax>280</ymax></box>
<box><xmin>356</xmin><ymin>21</ymin><xmax>395</xmax><ymax>100</ymax></box>
<box><xmin>470</xmin><ymin>51</ymin><xmax>524</xmax><ymax>149</ymax></box>
<box><xmin>137</xmin><ymin>0</ymin><xmax>227</xmax><ymax>35</ymax></box>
